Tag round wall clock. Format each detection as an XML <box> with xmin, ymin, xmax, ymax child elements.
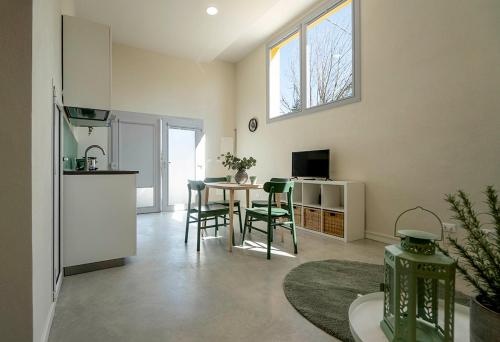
<box><xmin>248</xmin><ymin>117</ymin><xmax>258</xmax><ymax>132</ymax></box>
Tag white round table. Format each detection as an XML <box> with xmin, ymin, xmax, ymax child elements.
<box><xmin>348</xmin><ymin>292</ymin><xmax>470</xmax><ymax>342</ymax></box>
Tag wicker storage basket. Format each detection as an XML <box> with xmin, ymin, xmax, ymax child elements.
<box><xmin>304</xmin><ymin>207</ymin><xmax>321</xmax><ymax>231</ymax></box>
<box><xmin>323</xmin><ymin>210</ymin><xmax>344</xmax><ymax>237</ymax></box>
<box><xmin>293</xmin><ymin>205</ymin><xmax>302</xmax><ymax>226</ymax></box>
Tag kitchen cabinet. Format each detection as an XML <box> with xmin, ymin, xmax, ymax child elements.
<box><xmin>63</xmin><ymin>171</ymin><xmax>137</xmax><ymax>274</ymax></box>
<box><xmin>63</xmin><ymin>15</ymin><xmax>111</xmax><ymax>110</ymax></box>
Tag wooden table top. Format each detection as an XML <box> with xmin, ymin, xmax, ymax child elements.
<box><xmin>204</xmin><ymin>182</ymin><xmax>263</xmax><ymax>190</ymax></box>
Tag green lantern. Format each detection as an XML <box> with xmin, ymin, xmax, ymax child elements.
<box><xmin>381</xmin><ymin>207</ymin><xmax>456</xmax><ymax>342</ymax></box>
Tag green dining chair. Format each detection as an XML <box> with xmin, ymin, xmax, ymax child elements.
<box><xmin>242</xmin><ymin>181</ymin><xmax>297</xmax><ymax>260</ymax></box>
<box><xmin>185</xmin><ymin>180</ymin><xmax>230</xmax><ymax>252</ymax></box>
<box><xmin>248</xmin><ymin>177</ymin><xmax>289</xmax><ymax>234</ymax></box>
<box><xmin>204</xmin><ymin>177</ymin><xmax>243</xmax><ymax>234</ymax></box>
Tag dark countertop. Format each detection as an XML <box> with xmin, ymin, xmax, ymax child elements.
<box><xmin>64</xmin><ymin>170</ymin><xmax>139</xmax><ymax>175</ymax></box>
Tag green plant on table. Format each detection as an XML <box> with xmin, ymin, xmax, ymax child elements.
<box><xmin>439</xmin><ymin>186</ymin><xmax>500</xmax><ymax>312</ymax></box>
<box><xmin>218</xmin><ymin>152</ymin><xmax>256</xmax><ymax>172</ymax></box>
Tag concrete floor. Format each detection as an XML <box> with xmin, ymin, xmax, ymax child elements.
<box><xmin>49</xmin><ymin>212</ymin><xmax>388</xmax><ymax>342</ymax></box>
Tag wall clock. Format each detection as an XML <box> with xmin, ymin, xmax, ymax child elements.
<box><xmin>248</xmin><ymin>117</ymin><xmax>258</xmax><ymax>132</ymax></box>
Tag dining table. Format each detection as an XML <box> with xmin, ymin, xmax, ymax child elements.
<box><xmin>204</xmin><ymin>182</ymin><xmax>263</xmax><ymax>252</ymax></box>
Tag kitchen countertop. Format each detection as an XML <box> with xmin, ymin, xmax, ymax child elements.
<box><xmin>64</xmin><ymin>170</ymin><xmax>139</xmax><ymax>175</ymax></box>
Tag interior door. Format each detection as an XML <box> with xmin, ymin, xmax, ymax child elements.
<box><xmin>52</xmin><ymin>93</ymin><xmax>62</xmax><ymax>299</ymax></box>
<box><xmin>116</xmin><ymin>117</ymin><xmax>161</xmax><ymax>214</ymax></box>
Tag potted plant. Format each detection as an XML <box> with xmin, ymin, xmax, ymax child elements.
<box><xmin>439</xmin><ymin>186</ymin><xmax>499</xmax><ymax>342</ymax></box>
<box><xmin>218</xmin><ymin>152</ymin><xmax>256</xmax><ymax>184</ymax></box>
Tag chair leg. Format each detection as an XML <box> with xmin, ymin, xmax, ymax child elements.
<box><xmin>215</xmin><ymin>216</ymin><xmax>219</xmax><ymax>237</ymax></box>
<box><xmin>196</xmin><ymin>217</ymin><xmax>201</xmax><ymax>252</ymax></box>
<box><xmin>248</xmin><ymin>204</ymin><xmax>254</xmax><ymax>233</ymax></box>
<box><xmin>237</xmin><ymin>203</ymin><xmax>243</xmax><ymax>234</ymax></box>
<box><xmin>185</xmin><ymin>211</ymin><xmax>190</xmax><ymax>243</ymax></box>
<box><xmin>270</xmin><ymin>219</ymin><xmax>276</xmax><ymax>242</ymax></box>
<box><xmin>241</xmin><ymin>212</ymin><xmax>249</xmax><ymax>245</ymax></box>
<box><xmin>267</xmin><ymin>220</ymin><xmax>272</xmax><ymax>260</ymax></box>
<box><xmin>291</xmin><ymin>223</ymin><xmax>298</xmax><ymax>254</ymax></box>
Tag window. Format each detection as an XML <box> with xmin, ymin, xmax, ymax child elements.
<box><xmin>267</xmin><ymin>0</ymin><xmax>359</xmax><ymax>121</ymax></box>
<box><xmin>269</xmin><ymin>31</ymin><xmax>301</xmax><ymax>118</ymax></box>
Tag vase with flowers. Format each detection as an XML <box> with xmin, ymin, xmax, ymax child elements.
<box><xmin>218</xmin><ymin>152</ymin><xmax>256</xmax><ymax>184</ymax></box>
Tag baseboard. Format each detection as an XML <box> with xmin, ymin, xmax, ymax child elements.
<box><xmin>64</xmin><ymin>258</ymin><xmax>125</xmax><ymax>276</ymax></box>
<box><xmin>40</xmin><ymin>275</ymin><xmax>63</xmax><ymax>342</ymax></box>
<box><xmin>365</xmin><ymin>230</ymin><xmax>399</xmax><ymax>244</ymax></box>
<box><xmin>40</xmin><ymin>301</ymin><xmax>56</xmax><ymax>342</ymax></box>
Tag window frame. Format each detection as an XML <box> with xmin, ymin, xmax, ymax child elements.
<box><xmin>266</xmin><ymin>0</ymin><xmax>360</xmax><ymax>123</ymax></box>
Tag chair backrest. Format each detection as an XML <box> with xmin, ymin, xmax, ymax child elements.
<box><xmin>204</xmin><ymin>177</ymin><xmax>226</xmax><ymax>183</ymax></box>
<box><xmin>263</xmin><ymin>181</ymin><xmax>294</xmax><ymax>215</ymax></box>
<box><xmin>270</xmin><ymin>177</ymin><xmax>289</xmax><ymax>182</ymax></box>
<box><xmin>268</xmin><ymin>178</ymin><xmax>289</xmax><ymax>201</ymax></box>
<box><xmin>263</xmin><ymin>181</ymin><xmax>294</xmax><ymax>194</ymax></box>
<box><xmin>188</xmin><ymin>180</ymin><xmax>205</xmax><ymax>191</ymax></box>
<box><xmin>187</xmin><ymin>180</ymin><xmax>205</xmax><ymax>211</ymax></box>
<box><xmin>203</xmin><ymin>177</ymin><xmax>227</xmax><ymax>200</ymax></box>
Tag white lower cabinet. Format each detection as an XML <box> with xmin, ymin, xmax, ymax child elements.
<box><xmin>63</xmin><ymin>173</ymin><xmax>137</xmax><ymax>271</ymax></box>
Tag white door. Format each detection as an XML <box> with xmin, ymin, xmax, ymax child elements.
<box><xmin>116</xmin><ymin>117</ymin><xmax>161</xmax><ymax>214</ymax></box>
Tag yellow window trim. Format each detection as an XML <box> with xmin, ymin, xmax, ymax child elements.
<box><xmin>270</xmin><ymin>31</ymin><xmax>300</xmax><ymax>61</ymax></box>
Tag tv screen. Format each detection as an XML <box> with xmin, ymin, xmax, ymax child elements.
<box><xmin>292</xmin><ymin>150</ymin><xmax>330</xmax><ymax>178</ymax></box>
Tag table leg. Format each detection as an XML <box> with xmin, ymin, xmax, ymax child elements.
<box><xmin>275</xmin><ymin>193</ymin><xmax>285</xmax><ymax>243</ymax></box>
<box><xmin>246</xmin><ymin>189</ymin><xmax>250</xmax><ymax>208</ymax></box>
<box><xmin>228</xmin><ymin>190</ymin><xmax>235</xmax><ymax>252</ymax></box>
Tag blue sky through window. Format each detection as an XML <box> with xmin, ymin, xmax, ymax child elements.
<box><xmin>307</xmin><ymin>0</ymin><xmax>353</xmax><ymax>107</ymax></box>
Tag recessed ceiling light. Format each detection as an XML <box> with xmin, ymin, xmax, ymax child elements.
<box><xmin>206</xmin><ymin>6</ymin><xmax>218</xmax><ymax>15</ymax></box>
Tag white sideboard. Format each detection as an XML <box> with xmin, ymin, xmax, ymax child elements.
<box><xmin>291</xmin><ymin>180</ymin><xmax>365</xmax><ymax>242</ymax></box>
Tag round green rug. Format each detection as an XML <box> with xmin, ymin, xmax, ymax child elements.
<box><xmin>283</xmin><ymin>260</ymin><xmax>469</xmax><ymax>342</ymax></box>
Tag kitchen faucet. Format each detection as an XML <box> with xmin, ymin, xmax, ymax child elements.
<box><xmin>84</xmin><ymin>145</ymin><xmax>106</xmax><ymax>171</ymax></box>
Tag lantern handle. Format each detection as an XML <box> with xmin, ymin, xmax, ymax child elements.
<box><xmin>394</xmin><ymin>206</ymin><xmax>444</xmax><ymax>241</ymax></box>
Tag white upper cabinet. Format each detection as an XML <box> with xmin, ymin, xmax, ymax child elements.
<box><xmin>63</xmin><ymin>15</ymin><xmax>111</xmax><ymax>110</ymax></box>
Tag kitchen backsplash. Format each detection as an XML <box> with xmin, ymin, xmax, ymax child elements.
<box><xmin>63</xmin><ymin>117</ymin><xmax>78</xmax><ymax>170</ymax></box>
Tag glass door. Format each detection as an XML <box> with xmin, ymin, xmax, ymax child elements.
<box><xmin>165</xmin><ymin>126</ymin><xmax>196</xmax><ymax>211</ymax></box>
<box><xmin>114</xmin><ymin>116</ymin><xmax>161</xmax><ymax>214</ymax></box>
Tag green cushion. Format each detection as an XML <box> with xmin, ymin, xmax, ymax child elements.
<box><xmin>246</xmin><ymin>207</ymin><xmax>290</xmax><ymax>217</ymax></box>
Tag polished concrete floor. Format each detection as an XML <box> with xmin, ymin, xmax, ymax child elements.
<box><xmin>49</xmin><ymin>212</ymin><xmax>389</xmax><ymax>342</ymax></box>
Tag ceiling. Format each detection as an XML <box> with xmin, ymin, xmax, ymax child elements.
<box><xmin>73</xmin><ymin>0</ymin><xmax>322</xmax><ymax>63</ymax></box>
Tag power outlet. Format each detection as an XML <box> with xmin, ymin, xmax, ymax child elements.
<box><xmin>442</xmin><ymin>223</ymin><xmax>457</xmax><ymax>233</ymax></box>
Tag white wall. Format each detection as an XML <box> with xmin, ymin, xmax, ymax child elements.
<box><xmin>32</xmin><ymin>0</ymin><xmax>63</xmax><ymax>340</ymax></box>
<box><xmin>111</xmin><ymin>43</ymin><xmax>236</xmax><ymax>176</ymax></box>
<box><xmin>235</xmin><ymin>0</ymin><xmax>500</xmax><ymax>241</ymax></box>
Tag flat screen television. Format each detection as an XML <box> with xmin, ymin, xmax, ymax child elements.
<box><xmin>292</xmin><ymin>149</ymin><xmax>330</xmax><ymax>178</ymax></box>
